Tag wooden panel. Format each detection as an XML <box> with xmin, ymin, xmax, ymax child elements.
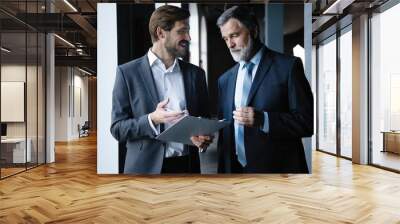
<box><xmin>88</xmin><ymin>77</ymin><xmax>97</xmax><ymax>131</ymax></box>
<box><xmin>385</xmin><ymin>132</ymin><xmax>400</xmax><ymax>154</ymax></box>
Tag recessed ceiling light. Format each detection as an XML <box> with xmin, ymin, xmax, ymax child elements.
<box><xmin>63</xmin><ymin>0</ymin><xmax>78</xmax><ymax>12</ymax></box>
<box><xmin>322</xmin><ymin>0</ymin><xmax>353</xmax><ymax>15</ymax></box>
<box><xmin>54</xmin><ymin>34</ymin><xmax>75</xmax><ymax>48</ymax></box>
<box><xmin>78</xmin><ymin>67</ymin><xmax>92</xmax><ymax>76</ymax></box>
<box><xmin>1</xmin><ymin>47</ymin><xmax>11</xmax><ymax>53</ymax></box>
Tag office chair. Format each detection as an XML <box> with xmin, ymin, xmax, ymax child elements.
<box><xmin>79</xmin><ymin>121</ymin><xmax>90</xmax><ymax>138</ymax></box>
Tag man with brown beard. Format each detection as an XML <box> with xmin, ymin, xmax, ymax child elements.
<box><xmin>111</xmin><ymin>5</ymin><xmax>213</xmax><ymax>174</ymax></box>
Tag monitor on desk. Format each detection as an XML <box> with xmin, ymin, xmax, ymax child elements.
<box><xmin>1</xmin><ymin>123</ymin><xmax>7</xmax><ymax>138</ymax></box>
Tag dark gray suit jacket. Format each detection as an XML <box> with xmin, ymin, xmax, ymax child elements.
<box><xmin>110</xmin><ymin>55</ymin><xmax>209</xmax><ymax>174</ymax></box>
<box><xmin>218</xmin><ymin>47</ymin><xmax>313</xmax><ymax>173</ymax></box>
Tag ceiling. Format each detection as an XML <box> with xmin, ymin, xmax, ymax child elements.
<box><xmin>1</xmin><ymin>0</ymin><xmax>391</xmax><ymax>74</ymax></box>
<box><xmin>0</xmin><ymin>0</ymin><xmax>99</xmax><ymax>74</ymax></box>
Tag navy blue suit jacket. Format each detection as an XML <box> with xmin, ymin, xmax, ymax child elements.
<box><xmin>217</xmin><ymin>46</ymin><xmax>313</xmax><ymax>173</ymax></box>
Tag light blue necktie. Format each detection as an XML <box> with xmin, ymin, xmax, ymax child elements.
<box><xmin>235</xmin><ymin>62</ymin><xmax>254</xmax><ymax>167</ymax></box>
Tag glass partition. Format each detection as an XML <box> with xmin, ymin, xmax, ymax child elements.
<box><xmin>27</xmin><ymin>31</ymin><xmax>38</xmax><ymax>170</ymax></box>
<box><xmin>38</xmin><ymin>32</ymin><xmax>45</xmax><ymax>165</ymax></box>
<box><xmin>0</xmin><ymin>1</ymin><xmax>46</xmax><ymax>179</ymax></box>
<box><xmin>370</xmin><ymin>3</ymin><xmax>400</xmax><ymax>171</ymax></box>
<box><xmin>339</xmin><ymin>27</ymin><xmax>352</xmax><ymax>158</ymax></box>
<box><xmin>1</xmin><ymin>30</ymin><xmax>28</xmax><ymax>177</ymax></box>
<box><xmin>317</xmin><ymin>35</ymin><xmax>337</xmax><ymax>155</ymax></box>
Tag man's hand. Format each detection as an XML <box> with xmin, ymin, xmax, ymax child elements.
<box><xmin>149</xmin><ymin>98</ymin><xmax>185</xmax><ymax>125</ymax></box>
<box><xmin>233</xmin><ymin>107</ymin><xmax>264</xmax><ymax>128</ymax></box>
<box><xmin>190</xmin><ymin>135</ymin><xmax>214</xmax><ymax>151</ymax></box>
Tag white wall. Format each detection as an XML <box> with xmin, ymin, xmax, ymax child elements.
<box><xmin>54</xmin><ymin>67</ymin><xmax>89</xmax><ymax>141</ymax></box>
<box><xmin>303</xmin><ymin>3</ymin><xmax>313</xmax><ymax>172</ymax></box>
<box><xmin>1</xmin><ymin>65</ymin><xmax>27</xmax><ymax>130</ymax></box>
<box><xmin>72</xmin><ymin>72</ymin><xmax>89</xmax><ymax>138</ymax></box>
<box><xmin>1</xmin><ymin>65</ymin><xmax>40</xmax><ymax>137</ymax></box>
<box><xmin>1</xmin><ymin>63</ymin><xmax>47</xmax><ymax>164</ymax></box>
<box><xmin>200</xmin><ymin>16</ymin><xmax>208</xmax><ymax>83</ymax></box>
<box><xmin>97</xmin><ymin>3</ymin><xmax>118</xmax><ymax>174</ymax></box>
<box><xmin>55</xmin><ymin>67</ymin><xmax>68</xmax><ymax>141</ymax></box>
<box><xmin>312</xmin><ymin>45</ymin><xmax>317</xmax><ymax>151</ymax></box>
<box><xmin>189</xmin><ymin>3</ymin><xmax>200</xmax><ymax>67</ymax></box>
<box><xmin>1</xmin><ymin>64</ymin><xmax>26</xmax><ymax>81</ymax></box>
<box><xmin>1</xmin><ymin>82</ymin><xmax>25</xmax><ymax>122</ymax></box>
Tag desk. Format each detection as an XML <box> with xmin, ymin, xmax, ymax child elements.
<box><xmin>382</xmin><ymin>131</ymin><xmax>400</xmax><ymax>154</ymax></box>
<box><xmin>1</xmin><ymin>138</ymin><xmax>31</xmax><ymax>163</ymax></box>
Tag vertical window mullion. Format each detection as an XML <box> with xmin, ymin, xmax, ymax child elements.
<box><xmin>367</xmin><ymin>11</ymin><xmax>373</xmax><ymax>165</ymax></box>
<box><xmin>316</xmin><ymin>45</ymin><xmax>320</xmax><ymax>151</ymax></box>
<box><xmin>36</xmin><ymin>0</ymin><xmax>39</xmax><ymax>167</ymax></box>
<box><xmin>25</xmin><ymin>0</ymin><xmax>28</xmax><ymax>171</ymax></box>
<box><xmin>337</xmin><ymin>30</ymin><xmax>341</xmax><ymax>157</ymax></box>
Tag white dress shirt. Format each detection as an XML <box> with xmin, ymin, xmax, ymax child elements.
<box><xmin>146</xmin><ymin>49</ymin><xmax>188</xmax><ymax>158</ymax></box>
<box><xmin>234</xmin><ymin>47</ymin><xmax>270</xmax><ymax>133</ymax></box>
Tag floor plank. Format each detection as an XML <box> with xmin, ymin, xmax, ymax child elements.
<box><xmin>1</xmin><ymin>135</ymin><xmax>400</xmax><ymax>223</ymax></box>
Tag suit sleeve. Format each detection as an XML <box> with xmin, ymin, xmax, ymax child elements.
<box><xmin>217</xmin><ymin>79</ymin><xmax>223</xmax><ymax>120</ymax></box>
<box><xmin>217</xmin><ymin>78</ymin><xmax>225</xmax><ymax>151</ymax></box>
<box><xmin>267</xmin><ymin>58</ymin><xmax>314</xmax><ymax>138</ymax></box>
<box><xmin>110</xmin><ymin>66</ymin><xmax>156</xmax><ymax>142</ymax></box>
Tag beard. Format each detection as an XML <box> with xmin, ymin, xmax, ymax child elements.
<box><xmin>229</xmin><ymin>36</ymin><xmax>254</xmax><ymax>62</ymax></box>
<box><xmin>165</xmin><ymin>36</ymin><xmax>189</xmax><ymax>58</ymax></box>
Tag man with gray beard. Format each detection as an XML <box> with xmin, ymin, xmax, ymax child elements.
<box><xmin>216</xmin><ymin>6</ymin><xmax>313</xmax><ymax>173</ymax></box>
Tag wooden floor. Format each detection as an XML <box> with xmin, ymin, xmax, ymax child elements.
<box><xmin>372</xmin><ymin>150</ymin><xmax>400</xmax><ymax>171</ymax></box>
<box><xmin>0</xmin><ymin>167</ymin><xmax>26</xmax><ymax>178</ymax></box>
<box><xmin>1</xmin><ymin>135</ymin><xmax>400</xmax><ymax>223</ymax></box>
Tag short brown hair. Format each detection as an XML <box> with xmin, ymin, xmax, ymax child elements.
<box><xmin>149</xmin><ymin>5</ymin><xmax>190</xmax><ymax>43</ymax></box>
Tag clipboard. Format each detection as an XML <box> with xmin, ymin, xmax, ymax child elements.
<box><xmin>156</xmin><ymin>115</ymin><xmax>230</xmax><ymax>146</ymax></box>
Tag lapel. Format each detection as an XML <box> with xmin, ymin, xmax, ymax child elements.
<box><xmin>246</xmin><ymin>46</ymin><xmax>273</xmax><ymax>105</ymax></box>
<box><xmin>139</xmin><ymin>56</ymin><xmax>160</xmax><ymax>107</ymax></box>
<box><xmin>226</xmin><ymin>64</ymin><xmax>240</xmax><ymax>118</ymax></box>
<box><xmin>178</xmin><ymin>60</ymin><xmax>193</xmax><ymax>114</ymax></box>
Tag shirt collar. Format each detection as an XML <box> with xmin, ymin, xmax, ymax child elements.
<box><xmin>147</xmin><ymin>48</ymin><xmax>180</xmax><ymax>72</ymax></box>
<box><xmin>239</xmin><ymin>47</ymin><xmax>264</xmax><ymax>70</ymax></box>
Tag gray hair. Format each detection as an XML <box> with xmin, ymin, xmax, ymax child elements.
<box><xmin>216</xmin><ymin>6</ymin><xmax>259</xmax><ymax>39</ymax></box>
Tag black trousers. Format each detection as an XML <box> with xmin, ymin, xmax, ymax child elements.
<box><xmin>161</xmin><ymin>155</ymin><xmax>191</xmax><ymax>173</ymax></box>
<box><xmin>230</xmin><ymin>153</ymin><xmax>248</xmax><ymax>173</ymax></box>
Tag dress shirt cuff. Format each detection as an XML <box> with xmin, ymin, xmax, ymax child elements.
<box><xmin>147</xmin><ymin>115</ymin><xmax>159</xmax><ymax>135</ymax></box>
<box><xmin>261</xmin><ymin>111</ymin><xmax>270</xmax><ymax>133</ymax></box>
